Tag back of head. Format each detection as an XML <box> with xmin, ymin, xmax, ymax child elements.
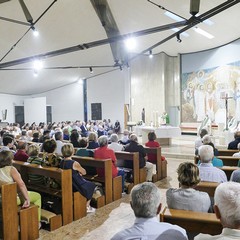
<box><xmin>177</xmin><ymin>162</ymin><xmax>200</xmax><ymax>187</ymax></box>
<box><xmin>79</xmin><ymin>138</ymin><xmax>88</xmax><ymax>148</ymax></box>
<box><xmin>156</xmin><ymin>229</ymin><xmax>187</xmax><ymax>240</ymax></box>
<box><xmin>214</xmin><ymin>182</ymin><xmax>240</xmax><ymax>228</ymax></box>
<box><xmin>110</xmin><ymin>134</ymin><xmax>118</xmax><ymax>143</ymax></box>
<box><xmin>129</xmin><ymin>134</ymin><xmax>138</xmax><ymax>143</ymax></box>
<box><xmin>42</xmin><ymin>139</ymin><xmax>57</xmax><ymax>153</ymax></box>
<box><xmin>17</xmin><ymin>141</ymin><xmax>27</xmax><ymax>150</ymax></box>
<box><xmin>130</xmin><ymin>182</ymin><xmax>161</xmax><ymax>218</ymax></box>
<box><xmin>148</xmin><ymin>131</ymin><xmax>156</xmax><ymax>141</ymax></box>
<box><xmin>200</xmin><ymin>128</ymin><xmax>208</xmax><ymax>138</ymax></box>
<box><xmin>238</xmin><ymin>142</ymin><xmax>240</xmax><ymax>151</ymax></box>
<box><xmin>3</xmin><ymin>136</ymin><xmax>13</xmax><ymax>146</ymax></box>
<box><xmin>231</xmin><ymin>170</ymin><xmax>240</xmax><ymax>183</ymax></box>
<box><xmin>27</xmin><ymin>144</ymin><xmax>40</xmax><ymax>157</ymax></box>
<box><xmin>0</xmin><ymin>150</ymin><xmax>13</xmax><ymax>168</ymax></box>
<box><xmin>88</xmin><ymin>132</ymin><xmax>97</xmax><ymax>142</ymax></box>
<box><xmin>198</xmin><ymin>145</ymin><xmax>214</xmax><ymax>163</ymax></box>
<box><xmin>98</xmin><ymin>135</ymin><xmax>108</xmax><ymax>147</ymax></box>
<box><xmin>202</xmin><ymin>135</ymin><xmax>211</xmax><ymax>144</ymax></box>
<box><xmin>54</xmin><ymin>131</ymin><xmax>63</xmax><ymax>141</ymax></box>
<box><xmin>62</xmin><ymin>143</ymin><xmax>74</xmax><ymax>157</ymax></box>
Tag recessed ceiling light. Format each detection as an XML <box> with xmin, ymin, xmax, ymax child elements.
<box><xmin>194</xmin><ymin>27</ymin><xmax>214</xmax><ymax>39</ymax></box>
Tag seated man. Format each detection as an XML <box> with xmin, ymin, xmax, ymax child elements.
<box><xmin>111</xmin><ymin>182</ymin><xmax>187</xmax><ymax>240</ymax></box>
<box><xmin>198</xmin><ymin>145</ymin><xmax>227</xmax><ymax>183</ymax></box>
<box><xmin>124</xmin><ymin>134</ymin><xmax>154</xmax><ymax>182</ymax></box>
<box><xmin>194</xmin><ymin>182</ymin><xmax>240</xmax><ymax>239</ymax></box>
<box><xmin>228</xmin><ymin>131</ymin><xmax>240</xmax><ymax>149</ymax></box>
<box><xmin>195</xmin><ymin>128</ymin><xmax>208</xmax><ymax>154</ymax></box>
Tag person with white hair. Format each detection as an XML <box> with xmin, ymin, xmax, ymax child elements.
<box><xmin>230</xmin><ymin>169</ymin><xmax>240</xmax><ymax>183</ymax></box>
<box><xmin>198</xmin><ymin>145</ymin><xmax>227</xmax><ymax>183</ymax></box>
<box><xmin>108</xmin><ymin>134</ymin><xmax>123</xmax><ymax>152</ymax></box>
<box><xmin>111</xmin><ymin>182</ymin><xmax>187</xmax><ymax>240</ymax></box>
<box><xmin>232</xmin><ymin>143</ymin><xmax>240</xmax><ymax>158</ymax></box>
<box><xmin>124</xmin><ymin>134</ymin><xmax>154</xmax><ymax>182</ymax></box>
<box><xmin>194</xmin><ymin>182</ymin><xmax>240</xmax><ymax>239</ymax></box>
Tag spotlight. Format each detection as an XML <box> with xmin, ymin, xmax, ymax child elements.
<box><xmin>90</xmin><ymin>67</ymin><xmax>93</xmax><ymax>74</ymax></box>
<box><xmin>176</xmin><ymin>34</ymin><xmax>182</xmax><ymax>43</ymax></box>
<box><xmin>190</xmin><ymin>0</ymin><xmax>200</xmax><ymax>16</ymax></box>
<box><xmin>149</xmin><ymin>50</ymin><xmax>153</xmax><ymax>59</ymax></box>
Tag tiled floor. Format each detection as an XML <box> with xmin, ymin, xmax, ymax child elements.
<box><xmin>38</xmin><ymin>135</ymin><xmax>207</xmax><ymax>240</ymax></box>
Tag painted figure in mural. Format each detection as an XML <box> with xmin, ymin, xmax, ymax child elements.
<box><xmin>194</xmin><ymin>84</ymin><xmax>206</xmax><ymax>122</ymax></box>
<box><xmin>205</xmin><ymin>81</ymin><xmax>215</xmax><ymax>121</ymax></box>
<box><xmin>234</xmin><ymin>77</ymin><xmax>240</xmax><ymax>121</ymax></box>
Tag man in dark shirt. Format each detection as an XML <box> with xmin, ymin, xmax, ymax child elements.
<box><xmin>228</xmin><ymin>131</ymin><xmax>240</xmax><ymax>149</ymax></box>
<box><xmin>124</xmin><ymin>134</ymin><xmax>154</xmax><ymax>181</ymax></box>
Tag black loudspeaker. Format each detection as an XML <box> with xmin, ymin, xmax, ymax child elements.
<box><xmin>190</xmin><ymin>0</ymin><xmax>200</xmax><ymax>16</ymax></box>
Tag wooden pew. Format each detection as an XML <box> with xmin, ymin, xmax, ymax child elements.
<box><xmin>0</xmin><ymin>182</ymin><xmax>39</xmax><ymax>240</ymax></box>
<box><xmin>72</xmin><ymin>156</ymin><xmax>120</xmax><ymax>204</ymax></box>
<box><xmin>195</xmin><ymin>181</ymin><xmax>219</xmax><ymax>197</ymax></box>
<box><xmin>144</xmin><ymin>146</ymin><xmax>167</xmax><ymax>180</ymax></box>
<box><xmin>160</xmin><ymin>207</ymin><xmax>222</xmax><ymax>236</ymax></box>
<box><xmin>218</xmin><ymin>149</ymin><xmax>238</xmax><ymax>156</ymax></box>
<box><xmin>194</xmin><ymin>155</ymin><xmax>240</xmax><ymax>166</ymax></box>
<box><xmin>115</xmin><ymin>151</ymin><xmax>140</xmax><ymax>185</ymax></box>
<box><xmin>221</xmin><ymin>166</ymin><xmax>238</xmax><ymax>180</ymax></box>
<box><xmin>13</xmin><ymin>161</ymin><xmax>73</xmax><ymax>228</ymax></box>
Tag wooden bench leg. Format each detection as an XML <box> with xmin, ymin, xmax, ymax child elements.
<box><xmin>152</xmin><ymin>174</ymin><xmax>158</xmax><ymax>183</ymax></box>
<box><xmin>41</xmin><ymin>209</ymin><xmax>62</xmax><ymax>231</ymax></box>
<box><xmin>139</xmin><ymin>168</ymin><xmax>147</xmax><ymax>183</ymax></box>
<box><xmin>161</xmin><ymin>160</ymin><xmax>167</xmax><ymax>179</ymax></box>
<box><xmin>113</xmin><ymin>176</ymin><xmax>122</xmax><ymax>201</ymax></box>
<box><xmin>19</xmin><ymin>205</ymin><xmax>39</xmax><ymax>240</ymax></box>
<box><xmin>73</xmin><ymin>192</ymin><xmax>87</xmax><ymax>220</ymax></box>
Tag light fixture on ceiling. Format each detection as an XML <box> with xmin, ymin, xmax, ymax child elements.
<box><xmin>176</xmin><ymin>34</ymin><xmax>182</xmax><ymax>43</ymax></box>
<box><xmin>190</xmin><ymin>0</ymin><xmax>200</xmax><ymax>16</ymax></box>
<box><xmin>90</xmin><ymin>67</ymin><xmax>93</xmax><ymax>74</ymax></box>
<box><xmin>149</xmin><ymin>50</ymin><xmax>153</xmax><ymax>59</ymax></box>
<box><xmin>33</xmin><ymin>59</ymin><xmax>43</xmax><ymax>71</ymax></box>
<box><xmin>31</xmin><ymin>26</ymin><xmax>39</xmax><ymax>37</ymax></box>
<box><xmin>124</xmin><ymin>37</ymin><xmax>136</xmax><ymax>51</ymax></box>
<box><xmin>172</xmin><ymin>28</ymin><xmax>189</xmax><ymax>37</ymax></box>
<box><xmin>194</xmin><ymin>27</ymin><xmax>214</xmax><ymax>39</ymax></box>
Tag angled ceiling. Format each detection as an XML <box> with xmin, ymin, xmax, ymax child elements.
<box><xmin>0</xmin><ymin>0</ymin><xmax>239</xmax><ymax>95</ymax></box>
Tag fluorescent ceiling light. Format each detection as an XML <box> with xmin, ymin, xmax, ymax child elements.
<box><xmin>164</xmin><ymin>11</ymin><xmax>184</xmax><ymax>22</ymax></box>
<box><xmin>172</xmin><ymin>28</ymin><xmax>189</xmax><ymax>37</ymax></box>
<box><xmin>33</xmin><ymin>59</ymin><xmax>43</xmax><ymax>70</ymax></box>
<box><xmin>194</xmin><ymin>27</ymin><xmax>214</xmax><ymax>39</ymax></box>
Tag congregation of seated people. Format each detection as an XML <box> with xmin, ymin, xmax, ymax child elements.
<box><xmin>1</xmin><ymin>121</ymin><xmax>240</xmax><ymax>239</ymax></box>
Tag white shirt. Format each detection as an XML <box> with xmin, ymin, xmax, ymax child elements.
<box><xmin>198</xmin><ymin>163</ymin><xmax>227</xmax><ymax>183</ymax></box>
<box><xmin>111</xmin><ymin>217</ymin><xmax>187</xmax><ymax>240</ymax></box>
<box><xmin>195</xmin><ymin>228</ymin><xmax>240</xmax><ymax>240</ymax></box>
<box><xmin>195</xmin><ymin>137</ymin><xmax>203</xmax><ymax>149</ymax></box>
<box><xmin>108</xmin><ymin>142</ymin><xmax>123</xmax><ymax>152</ymax></box>
<box><xmin>232</xmin><ymin>152</ymin><xmax>240</xmax><ymax>157</ymax></box>
<box><xmin>166</xmin><ymin>188</ymin><xmax>211</xmax><ymax>212</ymax></box>
<box><xmin>55</xmin><ymin>140</ymin><xmax>65</xmax><ymax>155</ymax></box>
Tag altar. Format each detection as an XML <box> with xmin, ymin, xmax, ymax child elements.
<box><xmin>133</xmin><ymin>126</ymin><xmax>181</xmax><ymax>145</ymax></box>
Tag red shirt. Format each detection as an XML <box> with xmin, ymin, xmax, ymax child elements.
<box><xmin>145</xmin><ymin>141</ymin><xmax>165</xmax><ymax>163</ymax></box>
<box><xmin>14</xmin><ymin>149</ymin><xmax>29</xmax><ymax>162</ymax></box>
<box><xmin>94</xmin><ymin>146</ymin><xmax>118</xmax><ymax>178</ymax></box>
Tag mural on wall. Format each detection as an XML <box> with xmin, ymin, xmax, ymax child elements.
<box><xmin>181</xmin><ymin>60</ymin><xmax>240</xmax><ymax>123</ymax></box>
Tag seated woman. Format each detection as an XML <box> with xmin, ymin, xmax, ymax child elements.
<box><xmin>145</xmin><ymin>131</ymin><xmax>166</xmax><ymax>163</ymax></box>
<box><xmin>70</xmin><ymin>130</ymin><xmax>81</xmax><ymax>148</ymax></box>
<box><xmin>166</xmin><ymin>162</ymin><xmax>211</xmax><ymax>212</ymax></box>
<box><xmin>27</xmin><ymin>144</ymin><xmax>45</xmax><ymax>185</ymax></box>
<box><xmin>75</xmin><ymin>138</ymin><xmax>96</xmax><ymax>175</ymax></box>
<box><xmin>94</xmin><ymin>136</ymin><xmax>125</xmax><ymax>193</ymax></box>
<box><xmin>87</xmin><ymin>132</ymin><xmax>99</xmax><ymax>150</ymax></box>
<box><xmin>14</xmin><ymin>141</ymin><xmax>29</xmax><ymax>162</ymax></box>
<box><xmin>59</xmin><ymin>143</ymin><xmax>96</xmax><ymax>213</ymax></box>
<box><xmin>0</xmin><ymin>150</ymin><xmax>42</xmax><ymax>222</ymax></box>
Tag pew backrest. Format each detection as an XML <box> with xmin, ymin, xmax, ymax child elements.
<box><xmin>195</xmin><ymin>181</ymin><xmax>219</xmax><ymax>197</ymax></box>
<box><xmin>160</xmin><ymin>207</ymin><xmax>222</xmax><ymax>235</ymax></box>
<box><xmin>13</xmin><ymin>161</ymin><xmax>73</xmax><ymax>226</ymax></box>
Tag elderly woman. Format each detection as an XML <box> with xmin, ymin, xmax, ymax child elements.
<box><xmin>94</xmin><ymin>136</ymin><xmax>125</xmax><ymax>192</ymax></box>
<box><xmin>108</xmin><ymin>134</ymin><xmax>123</xmax><ymax>152</ymax></box>
<box><xmin>166</xmin><ymin>162</ymin><xmax>211</xmax><ymax>212</ymax></box>
<box><xmin>87</xmin><ymin>132</ymin><xmax>99</xmax><ymax>150</ymax></box>
<box><xmin>124</xmin><ymin>134</ymin><xmax>154</xmax><ymax>182</ymax></box>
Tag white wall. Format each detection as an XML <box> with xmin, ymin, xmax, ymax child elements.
<box><xmin>24</xmin><ymin>97</ymin><xmax>46</xmax><ymax>124</ymax></box>
<box><xmin>87</xmin><ymin>70</ymin><xmax>126</xmax><ymax>130</ymax></box>
<box><xmin>33</xmin><ymin>82</ymin><xmax>84</xmax><ymax>122</ymax></box>
<box><xmin>0</xmin><ymin>94</ymin><xmax>25</xmax><ymax>123</ymax></box>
